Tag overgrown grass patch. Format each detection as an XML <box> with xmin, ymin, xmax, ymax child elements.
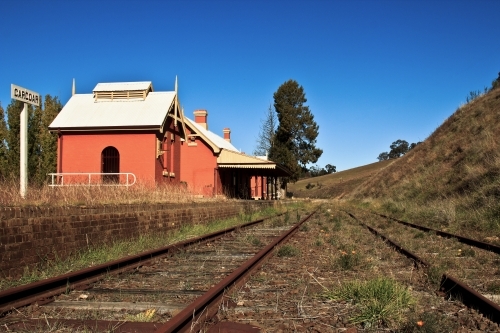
<box><xmin>276</xmin><ymin>244</ymin><xmax>300</xmax><ymax>257</ymax></box>
<box><xmin>426</xmin><ymin>265</ymin><xmax>446</xmax><ymax>286</ymax></box>
<box><xmin>299</xmin><ymin>224</ymin><xmax>310</xmax><ymax>232</ymax></box>
<box><xmin>314</xmin><ymin>238</ymin><xmax>323</xmax><ymax>247</ymax></box>
<box><xmin>246</xmin><ymin>235</ymin><xmax>263</xmax><ymax>247</ymax></box>
<box><xmin>329</xmin><ymin>215</ymin><xmax>342</xmax><ymax>231</ymax></box>
<box><xmin>324</xmin><ymin>277</ymin><xmax>414</xmax><ymax>328</ymax></box>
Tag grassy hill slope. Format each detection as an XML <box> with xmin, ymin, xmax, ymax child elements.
<box><xmin>348</xmin><ymin>86</ymin><xmax>500</xmax><ymax>236</ymax></box>
<box><xmin>288</xmin><ymin>159</ymin><xmax>394</xmax><ymax>199</ymax></box>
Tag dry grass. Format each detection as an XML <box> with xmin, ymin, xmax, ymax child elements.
<box><xmin>288</xmin><ymin>159</ymin><xmax>395</xmax><ymax>199</ymax></box>
<box><xmin>344</xmin><ymin>86</ymin><xmax>500</xmax><ymax>235</ymax></box>
<box><xmin>0</xmin><ymin>180</ymin><xmax>228</xmax><ymax>207</ymax></box>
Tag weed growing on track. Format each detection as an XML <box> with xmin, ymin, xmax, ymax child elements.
<box><xmin>459</xmin><ymin>247</ymin><xmax>475</xmax><ymax>257</ymax></box>
<box><xmin>336</xmin><ymin>250</ymin><xmax>361</xmax><ymax>270</ymax></box>
<box><xmin>325</xmin><ymin>277</ymin><xmax>414</xmax><ymax>328</ymax></box>
<box><xmin>276</xmin><ymin>244</ymin><xmax>300</xmax><ymax>257</ymax></box>
<box><xmin>124</xmin><ymin>308</ymin><xmax>157</xmax><ymax>322</ymax></box>
<box><xmin>486</xmin><ymin>281</ymin><xmax>500</xmax><ymax>293</ymax></box>
<box><xmin>246</xmin><ymin>235</ymin><xmax>263</xmax><ymax>247</ymax></box>
<box><xmin>0</xmin><ymin>207</ymin><xmax>288</xmax><ymax>290</ymax></box>
<box><xmin>270</xmin><ymin>217</ymin><xmax>285</xmax><ymax>227</ymax></box>
<box><xmin>413</xmin><ymin>231</ymin><xmax>425</xmax><ymax>239</ymax></box>
<box><xmin>284</xmin><ymin>210</ymin><xmax>290</xmax><ymax>224</ymax></box>
<box><xmin>327</xmin><ymin>213</ymin><xmax>343</xmax><ymax>229</ymax></box>
<box><xmin>425</xmin><ymin>265</ymin><xmax>446</xmax><ymax>286</ymax></box>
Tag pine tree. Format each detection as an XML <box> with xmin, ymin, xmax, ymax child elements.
<box><xmin>37</xmin><ymin>95</ymin><xmax>61</xmax><ymax>184</ymax></box>
<box><xmin>269</xmin><ymin>80</ymin><xmax>323</xmax><ymax>182</ymax></box>
<box><xmin>28</xmin><ymin>103</ymin><xmax>42</xmax><ymax>182</ymax></box>
<box><xmin>5</xmin><ymin>100</ymin><xmax>23</xmax><ymax>178</ymax></box>
<box><xmin>254</xmin><ymin>104</ymin><xmax>277</xmax><ymax>156</ymax></box>
<box><xmin>0</xmin><ymin>103</ymin><xmax>8</xmax><ymax>179</ymax></box>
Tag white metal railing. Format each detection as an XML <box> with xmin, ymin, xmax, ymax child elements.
<box><xmin>48</xmin><ymin>173</ymin><xmax>136</xmax><ymax>187</ymax></box>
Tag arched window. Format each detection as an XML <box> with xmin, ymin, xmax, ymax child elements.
<box><xmin>101</xmin><ymin>146</ymin><xmax>119</xmax><ymax>183</ymax></box>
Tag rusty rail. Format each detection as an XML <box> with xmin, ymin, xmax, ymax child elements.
<box><xmin>345</xmin><ymin>211</ymin><xmax>429</xmax><ymax>267</ymax></box>
<box><xmin>153</xmin><ymin>210</ymin><xmax>317</xmax><ymax>333</ymax></box>
<box><xmin>375</xmin><ymin>212</ymin><xmax>500</xmax><ymax>254</ymax></box>
<box><xmin>441</xmin><ymin>274</ymin><xmax>500</xmax><ymax>323</ymax></box>
<box><xmin>0</xmin><ymin>211</ymin><xmax>287</xmax><ymax>316</ymax></box>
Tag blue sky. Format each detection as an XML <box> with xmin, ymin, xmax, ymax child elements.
<box><xmin>1</xmin><ymin>0</ymin><xmax>499</xmax><ymax>171</ymax></box>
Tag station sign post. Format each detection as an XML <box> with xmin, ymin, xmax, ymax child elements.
<box><xmin>11</xmin><ymin>84</ymin><xmax>40</xmax><ymax>198</ymax></box>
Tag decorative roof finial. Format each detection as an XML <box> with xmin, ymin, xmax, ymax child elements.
<box><xmin>175</xmin><ymin>75</ymin><xmax>178</xmax><ymax>94</ymax></box>
<box><xmin>72</xmin><ymin>78</ymin><xmax>76</xmax><ymax>96</ymax></box>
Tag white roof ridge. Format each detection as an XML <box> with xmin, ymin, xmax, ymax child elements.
<box><xmin>184</xmin><ymin>117</ymin><xmax>239</xmax><ymax>152</ymax></box>
<box><xmin>93</xmin><ymin>81</ymin><xmax>153</xmax><ymax>92</ymax></box>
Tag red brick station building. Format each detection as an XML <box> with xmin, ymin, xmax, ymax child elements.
<box><xmin>48</xmin><ymin>80</ymin><xmax>289</xmax><ymax>199</ymax></box>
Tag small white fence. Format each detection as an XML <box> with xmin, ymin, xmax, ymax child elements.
<box><xmin>48</xmin><ymin>173</ymin><xmax>136</xmax><ymax>187</ymax></box>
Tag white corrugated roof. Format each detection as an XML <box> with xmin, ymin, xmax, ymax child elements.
<box><xmin>184</xmin><ymin>117</ymin><xmax>239</xmax><ymax>152</ymax></box>
<box><xmin>93</xmin><ymin>81</ymin><xmax>153</xmax><ymax>92</ymax></box>
<box><xmin>49</xmin><ymin>91</ymin><xmax>175</xmax><ymax>129</ymax></box>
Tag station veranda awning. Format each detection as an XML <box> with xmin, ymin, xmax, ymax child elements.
<box><xmin>216</xmin><ymin>150</ymin><xmax>291</xmax><ymax>177</ymax></box>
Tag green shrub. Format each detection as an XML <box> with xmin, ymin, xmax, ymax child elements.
<box><xmin>277</xmin><ymin>244</ymin><xmax>300</xmax><ymax>257</ymax></box>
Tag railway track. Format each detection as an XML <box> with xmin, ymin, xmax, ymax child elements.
<box><xmin>3</xmin><ymin>204</ymin><xmax>499</xmax><ymax>332</ymax></box>
<box><xmin>345</xmin><ymin>209</ymin><xmax>500</xmax><ymax>325</ymax></box>
<box><xmin>0</xmin><ymin>208</ymin><xmax>316</xmax><ymax>332</ymax></box>
<box><xmin>180</xmin><ymin>204</ymin><xmax>497</xmax><ymax>331</ymax></box>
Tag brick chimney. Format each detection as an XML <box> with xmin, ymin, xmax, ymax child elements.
<box><xmin>193</xmin><ymin>110</ymin><xmax>208</xmax><ymax>130</ymax></box>
<box><xmin>223</xmin><ymin>128</ymin><xmax>231</xmax><ymax>143</ymax></box>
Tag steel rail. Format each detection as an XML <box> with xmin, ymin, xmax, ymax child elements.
<box><xmin>153</xmin><ymin>210</ymin><xmax>317</xmax><ymax>333</ymax></box>
<box><xmin>345</xmin><ymin>211</ymin><xmax>429</xmax><ymax>267</ymax></box>
<box><xmin>346</xmin><ymin>210</ymin><xmax>500</xmax><ymax>325</ymax></box>
<box><xmin>440</xmin><ymin>274</ymin><xmax>500</xmax><ymax>324</ymax></box>
<box><xmin>0</xmin><ymin>211</ymin><xmax>288</xmax><ymax>316</ymax></box>
<box><xmin>374</xmin><ymin>212</ymin><xmax>500</xmax><ymax>254</ymax></box>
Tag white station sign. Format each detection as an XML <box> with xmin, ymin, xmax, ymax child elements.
<box><xmin>11</xmin><ymin>84</ymin><xmax>40</xmax><ymax>106</ymax></box>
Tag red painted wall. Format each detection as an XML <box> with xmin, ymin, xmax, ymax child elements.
<box><xmin>157</xmin><ymin>120</ymin><xmax>183</xmax><ymax>184</ymax></box>
<box><xmin>180</xmin><ymin>127</ymin><xmax>218</xmax><ymax>195</ymax></box>
<box><xmin>59</xmin><ymin>132</ymin><xmax>157</xmax><ymax>185</ymax></box>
